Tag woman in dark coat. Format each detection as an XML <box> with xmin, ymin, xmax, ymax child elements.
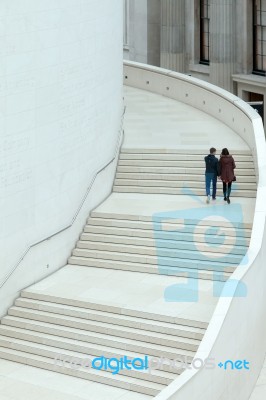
<box><xmin>219</xmin><ymin>148</ymin><xmax>236</xmax><ymax>204</ymax></box>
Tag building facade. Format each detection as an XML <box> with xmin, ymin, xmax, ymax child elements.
<box><xmin>124</xmin><ymin>0</ymin><xmax>266</xmax><ymax>124</ymax></box>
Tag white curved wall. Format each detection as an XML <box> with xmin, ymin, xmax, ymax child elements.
<box><xmin>124</xmin><ymin>61</ymin><xmax>266</xmax><ymax>400</ymax></box>
<box><xmin>0</xmin><ymin>0</ymin><xmax>123</xmax><ymax>316</ymax></box>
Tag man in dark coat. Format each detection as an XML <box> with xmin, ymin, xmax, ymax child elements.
<box><xmin>204</xmin><ymin>147</ymin><xmax>219</xmax><ymax>204</ymax></box>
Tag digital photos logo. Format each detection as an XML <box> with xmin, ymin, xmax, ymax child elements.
<box><xmin>54</xmin><ymin>354</ymin><xmax>251</xmax><ymax>374</ymax></box>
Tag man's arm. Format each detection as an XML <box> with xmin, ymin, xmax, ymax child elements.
<box><xmin>215</xmin><ymin>158</ymin><xmax>220</xmax><ymax>176</ymax></box>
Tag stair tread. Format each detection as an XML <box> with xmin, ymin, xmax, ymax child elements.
<box><xmin>84</xmin><ymin>226</ymin><xmax>251</xmax><ymax>241</ymax></box>
<box><xmin>1</xmin><ymin>316</ymin><xmax>195</xmax><ymax>356</ymax></box>
<box><xmin>68</xmin><ymin>256</ymin><xmax>232</xmax><ymax>277</ymax></box>
<box><xmin>0</xmin><ymin>345</ymin><xmax>165</xmax><ymax>392</ymax></box>
<box><xmin>77</xmin><ymin>239</ymin><xmax>247</xmax><ymax>256</ymax></box>
<box><xmin>118</xmin><ymin>160</ymin><xmax>254</xmax><ymax>166</ymax></box>
<box><xmin>72</xmin><ymin>248</ymin><xmax>239</xmax><ymax>268</ymax></box>
<box><xmin>7</xmin><ymin>306</ymin><xmax>200</xmax><ymax>346</ymax></box>
<box><xmin>0</xmin><ymin>333</ymin><xmax>180</xmax><ymax>378</ymax></box>
<box><xmin>0</xmin><ymin>325</ymin><xmax>185</xmax><ymax>369</ymax></box>
<box><xmin>117</xmin><ymin>166</ymin><xmax>256</xmax><ymax>176</ymax></box>
<box><xmin>89</xmin><ymin>214</ymin><xmax>252</xmax><ymax>231</ymax></box>
<box><xmin>120</xmin><ymin>148</ymin><xmax>252</xmax><ymax>155</ymax></box>
<box><xmin>116</xmin><ymin>173</ymin><xmax>256</xmax><ymax>182</ymax></box>
<box><xmin>114</xmin><ymin>178</ymin><xmax>256</xmax><ymax>187</ymax></box>
<box><xmin>21</xmin><ymin>290</ymin><xmax>209</xmax><ymax>328</ymax></box>
<box><xmin>113</xmin><ymin>186</ymin><xmax>256</xmax><ymax>198</ymax></box>
<box><xmin>80</xmin><ymin>233</ymin><xmax>248</xmax><ymax>250</ymax></box>
<box><xmin>119</xmin><ymin>152</ymin><xmax>253</xmax><ymax>157</ymax></box>
<box><xmin>15</xmin><ymin>297</ymin><xmax>205</xmax><ymax>336</ymax></box>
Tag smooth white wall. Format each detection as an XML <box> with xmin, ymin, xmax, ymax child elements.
<box><xmin>0</xmin><ymin>0</ymin><xmax>123</xmax><ymax>315</ymax></box>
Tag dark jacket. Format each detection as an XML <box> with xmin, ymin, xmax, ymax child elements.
<box><xmin>219</xmin><ymin>155</ymin><xmax>236</xmax><ymax>183</ymax></box>
<box><xmin>204</xmin><ymin>154</ymin><xmax>219</xmax><ymax>176</ymax></box>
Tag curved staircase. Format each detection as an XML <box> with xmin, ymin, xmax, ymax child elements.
<box><xmin>0</xmin><ymin>147</ymin><xmax>255</xmax><ymax>397</ymax></box>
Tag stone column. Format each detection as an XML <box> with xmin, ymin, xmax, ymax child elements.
<box><xmin>210</xmin><ymin>0</ymin><xmax>236</xmax><ymax>92</ymax></box>
<box><xmin>147</xmin><ymin>0</ymin><xmax>161</xmax><ymax>66</ymax></box>
<box><xmin>160</xmin><ymin>0</ymin><xmax>186</xmax><ymax>72</ymax></box>
<box><xmin>128</xmin><ymin>0</ymin><xmax>148</xmax><ymax>63</ymax></box>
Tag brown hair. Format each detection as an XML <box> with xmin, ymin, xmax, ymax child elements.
<box><xmin>210</xmin><ymin>147</ymin><xmax>216</xmax><ymax>154</ymax></box>
<box><xmin>221</xmin><ymin>148</ymin><xmax>229</xmax><ymax>156</ymax></box>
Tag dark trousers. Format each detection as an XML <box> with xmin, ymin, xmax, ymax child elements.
<box><xmin>205</xmin><ymin>173</ymin><xmax>217</xmax><ymax>198</ymax></box>
<box><xmin>223</xmin><ymin>182</ymin><xmax>232</xmax><ymax>198</ymax></box>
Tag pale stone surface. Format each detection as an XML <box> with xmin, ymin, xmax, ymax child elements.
<box><xmin>0</xmin><ymin>360</ymin><xmax>151</xmax><ymax>400</ymax></box>
<box><xmin>96</xmin><ymin>193</ymin><xmax>255</xmax><ymax>225</ymax></box>
<box><xmin>123</xmin><ymin>86</ymin><xmax>250</xmax><ymax>151</ymax></box>
<box><xmin>24</xmin><ymin>265</ymin><xmax>217</xmax><ymax>323</ymax></box>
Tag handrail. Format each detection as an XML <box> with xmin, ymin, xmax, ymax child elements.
<box><xmin>0</xmin><ymin>108</ymin><xmax>125</xmax><ymax>289</ymax></box>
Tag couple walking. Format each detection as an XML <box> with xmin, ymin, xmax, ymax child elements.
<box><xmin>204</xmin><ymin>147</ymin><xmax>236</xmax><ymax>204</ymax></box>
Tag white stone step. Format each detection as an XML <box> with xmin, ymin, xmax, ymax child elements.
<box><xmin>120</xmin><ymin>148</ymin><xmax>252</xmax><ymax>156</ymax></box>
<box><xmin>0</xmin><ymin>334</ymin><xmax>174</xmax><ymax>386</ymax></box>
<box><xmin>0</xmin><ymin>317</ymin><xmax>195</xmax><ymax>361</ymax></box>
<box><xmin>20</xmin><ymin>290</ymin><xmax>209</xmax><ymax>329</ymax></box>
<box><xmin>0</xmin><ymin>344</ymin><xmax>165</xmax><ymax>396</ymax></box>
<box><xmin>76</xmin><ymin>240</ymin><xmax>245</xmax><ymax>261</ymax></box>
<box><xmin>68</xmin><ymin>256</ymin><xmax>231</xmax><ymax>281</ymax></box>
<box><xmin>114</xmin><ymin>179</ymin><xmax>257</xmax><ymax>191</ymax></box>
<box><xmin>7</xmin><ymin>307</ymin><xmax>200</xmax><ymax>351</ymax></box>
<box><xmin>80</xmin><ymin>233</ymin><xmax>248</xmax><ymax>254</ymax></box>
<box><xmin>69</xmin><ymin>256</ymin><xmax>230</xmax><ymax>281</ymax></box>
<box><xmin>0</xmin><ymin>323</ymin><xmax>182</xmax><ymax>375</ymax></box>
<box><xmin>118</xmin><ymin>159</ymin><xmax>254</xmax><ymax>169</ymax></box>
<box><xmin>113</xmin><ymin>186</ymin><xmax>256</xmax><ymax>198</ymax></box>
<box><xmin>119</xmin><ymin>153</ymin><xmax>253</xmax><ymax>162</ymax></box>
<box><xmin>117</xmin><ymin>166</ymin><xmax>256</xmax><ymax>176</ymax></box>
<box><xmin>0</xmin><ymin>332</ymin><xmax>177</xmax><ymax>385</ymax></box>
<box><xmin>116</xmin><ymin>172</ymin><xmax>257</xmax><ymax>183</ymax></box>
<box><xmin>88</xmin><ymin>214</ymin><xmax>252</xmax><ymax>231</ymax></box>
<box><xmin>14</xmin><ymin>297</ymin><xmax>206</xmax><ymax>340</ymax></box>
<box><xmin>84</xmin><ymin>225</ymin><xmax>251</xmax><ymax>243</ymax></box>
<box><xmin>71</xmin><ymin>248</ymin><xmax>238</xmax><ymax>273</ymax></box>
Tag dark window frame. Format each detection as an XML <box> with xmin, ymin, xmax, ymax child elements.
<box><xmin>200</xmin><ymin>0</ymin><xmax>210</xmax><ymax>65</ymax></box>
<box><xmin>253</xmin><ymin>0</ymin><xmax>266</xmax><ymax>75</ymax></box>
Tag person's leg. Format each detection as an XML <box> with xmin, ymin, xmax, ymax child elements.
<box><xmin>205</xmin><ymin>173</ymin><xmax>211</xmax><ymax>203</ymax></box>
<box><xmin>223</xmin><ymin>182</ymin><xmax>227</xmax><ymax>200</ymax></box>
<box><xmin>212</xmin><ymin>176</ymin><xmax>217</xmax><ymax>199</ymax></box>
<box><xmin>227</xmin><ymin>182</ymin><xmax>232</xmax><ymax>204</ymax></box>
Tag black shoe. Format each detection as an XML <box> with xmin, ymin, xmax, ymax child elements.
<box><xmin>227</xmin><ymin>198</ymin><xmax>230</xmax><ymax>204</ymax></box>
<box><xmin>224</xmin><ymin>196</ymin><xmax>227</xmax><ymax>201</ymax></box>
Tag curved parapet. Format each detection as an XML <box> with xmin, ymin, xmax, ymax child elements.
<box><xmin>124</xmin><ymin>61</ymin><xmax>266</xmax><ymax>400</ymax></box>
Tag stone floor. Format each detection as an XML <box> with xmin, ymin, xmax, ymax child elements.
<box><xmin>22</xmin><ymin>264</ymin><xmax>217</xmax><ymax>324</ymax></box>
<box><xmin>0</xmin><ymin>359</ymin><xmax>151</xmax><ymax>400</ymax></box>
<box><xmin>123</xmin><ymin>86</ymin><xmax>250</xmax><ymax>152</ymax></box>
<box><xmin>96</xmin><ymin>193</ymin><xmax>255</xmax><ymax>226</ymax></box>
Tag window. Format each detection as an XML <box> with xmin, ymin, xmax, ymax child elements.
<box><xmin>253</xmin><ymin>0</ymin><xmax>266</xmax><ymax>75</ymax></box>
<box><xmin>200</xmin><ymin>0</ymin><xmax>210</xmax><ymax>65</ymax></box>
<box><xmin>123</xmin><ymin>0</ymin><xmax>129</xmax><ymax>47</ymax></box>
